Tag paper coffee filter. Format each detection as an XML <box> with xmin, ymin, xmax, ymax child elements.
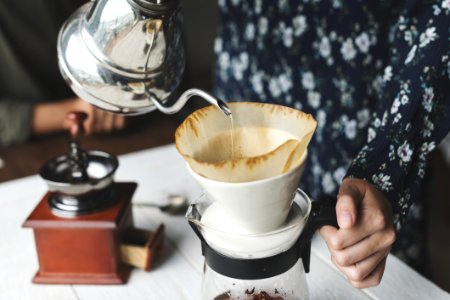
<box><xmin>175</xmin><ymin>102</ymin><xmax>317</xmax><ymax>182</ymax></box>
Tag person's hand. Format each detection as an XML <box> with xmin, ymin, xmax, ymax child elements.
<box><xmin>33</xmin><ymin>97</ymin><xmax>125</xmax><ymax>135</ymax></box>
<box><xmin>319</xmin><ymin>178</ymin><xmax>396</xmax><ymax>288</ymax></box>
<box><xmin>67</xmin><ymin>97</ymin><xmax>125</xmax><ymax>134</ymax></box>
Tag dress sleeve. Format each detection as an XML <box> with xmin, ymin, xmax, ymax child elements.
<box><xmin>0</xmin><ymin>98</ymin><xmax>33</xmax><ymax>147</ymax></box>
<box><xmin>345</xmin><ymin>1</ymin><xmax>450</xmax><ymax>228</ymax></box>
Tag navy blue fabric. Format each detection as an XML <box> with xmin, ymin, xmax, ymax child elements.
<box><xmin>213</xmin><ymin>0</ymin><xmax>450</xmax><ymax>270</ymax></box>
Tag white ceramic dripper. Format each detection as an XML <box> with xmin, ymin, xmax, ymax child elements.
<box><xmin>175</xmin><ymin>102</ymin><xmax>317</xmax><ymax>234</ymax></box>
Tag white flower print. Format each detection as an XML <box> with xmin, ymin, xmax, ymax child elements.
<box><xmin>240</xmin><ymin>52</ymin><xmax>249</xmax><ymax>68</ymax></box>
<box><xmin>285</xmin><ymin>95</ymin><xmax>292</xmax><ymax>104</ymax></box>
<box><xmin>422</xmin><ymin>118</ymin><xmax>434</xmax><ymax>137</ymax></box>
<box><xmin>372</xmin><ymin>173</ymin><xmax>393</xmax><ymax>191</ymax></box>
<box><xmin>398</xmin><ymin>16</ymin><xmax>407</xmax><ymax>31</ymax></box>
<box><xmin>372</xmin><ymin>75</ymin><xmax>383</xmax><ymax>94</ymax></box>
<box><xmin>231</xmin><ymin>53</ymin><xmax>249</xmax><ymax>81</ymax></box>
<box><xmin>404</xmin><ymin>30</ymin><xmax>413</xmax><ymax>45</ymax></box>
<box><xmin>442</xmin><ymin>0</ymin><xmax>450</xmax><ymax>10</ymax></box>
<box><xmin>422</xmin><ymin>87</ymin><xmax>434</xmax><ymax>112</ymax></box>
<box><xmin>230</xmin><ymin>0</ymin><xmax>240</xmax><ymax>6</ymax></box>
<box><xmin>333</xmin><ymin>167</ymin><xmax>346</xmax><ymax>183</ymax></box>
<box><xmin>433</xmin><ymin>4</ymin><xmax>442</xmax><ymax>15</ymax></box>
<box><xmin>448</xmin><ymin>61</ymin><xmax>450</xmax><ymax>80</ymax></box>
<box><xmin>389</xmin><ymin>145</ymin><xmax>396</xmax><ymax>161</ymax></box>
<box><xmin>397</xmin><ymin>141</ymin><xmax>413</xmax><ymax>163</ymax></box>
<box><xmin>332</xmin><ymin>0</ymin><xmax>342</xmax><ymax>8</ymax></box>
<box><xmin>382</xmin><ymin>111</ymin><xmax>389</xmax><ymax>126</ymax></box>
<box><xmin>405</xmin><ymin>45</ymin><xmax>417</xmax><ymax>64</ymax></box>
<box><xmin>278</xmin><ymin>73</ymin><xmax>293</xmax><ymax>93</ymax></box>
<box><xmin>390</xmin><ymin>96</ymin><xmax>401</xmax><ymax>114</ymax></box>
<box><xmin>383</xmin><ymin>65</ymin><xmax>393</xmax><ymax>82</ymax></box>
<box><xmin>279</xmin><ymin>0</ymin><xmax>289</xmax><ymax>11</ymax></box>
<box><xmin>373</xmin><ymin>117</ymin><xmax>381</xmax><ymax>128</ymax></box>
<box><xmin>345</xmin><ymin>119</ymin><xmax>357</xmax><ymax>139</ymax></box>
<box><xmin>250</xmin><ymin>72</ymin><xmax>265</xmax><ymax>94</ymax></box>
<box><xmin>341</xmin><ymin>38</ymin><xmax>357</xmax><ymax>61</ymax></box>
<box><xmin>214</xmin><ymin>1</ymin><xmax>450</xmax><ymax>235</ymax></box>
<box><xmin>418</xmin><ymin>168</ymin><xmax>425</xmax><ymax>178</ymax></box>
<box><xmin>302</xmin><ymin>72</ymin><xmax>315</xmax><ymax>90</ymax></box>
<box><xmin>421</xmin><ymin>142</ymin><xmax>436</xmax><ymax>155</ymax></box>
<box><xmin>357</xmin><ymin>108</ymin><xmax>370</xmax><ymax>128</ymax></box>
<box><xmin>419</xmin><ymin>27</ymin><xmax>438</xmax><ymax>48</ymax></box>
<box><xmin>245</xmin><ymin>23</ymin><xmax>255</xmax><ymax>40</ymax></box>
<box><xmin>294</xmin><ymin>101</ymin><xmax>303</xmax><ymax>110</ymax></box>
<box><xmin>255</xmin><ymin>0</ymin><xmax>262</xmax><ymax>14</ymax></box>
<box><xmin>307</xmin><ymin>91</ymin><xmax>321</xmax><ymax>108</ymax></box>
<box><xmin>269</xmin><ymin>77</ymin><xmax>282</xmax><ymax>98</ymax></box>
<box><xmin>214</xmin><ymin>38</ymin><xmax>223</xmax><ymax>54</ymax></box>
<box><xmin>327</xmin><ymin>57</ymin><xmax>334</xmax><ymax>66</ymax></box>
<box><xmin>312</xmin><ymin>164</ymin><xmax>322</xmax><ymax>177</ymax></box>
<box><xmin>293</xmin><ymin>15</ymin><xmax>307</xmax><ymax>36</ymax></box>
<box><xmin>322</xmin><ymin>173</ymin><xmax>336</xmax><ymax>194</ymax></box>
<box><xmin>319</xmin><ymin>36</ymin><xmax>331</xmax><ymax>58</ymax></box>
<box><xmin>317</xmin><ymin>109</ymin><xmax>326</xmax><ymax>129</ymax></box>
<box><xmin>330</xmin><ymin>31</ymin><xmax>337</xmax><ymax>40</ymax></box>
<box><xmin>393</xmin><ymin>113</ymin><xmax>402</xmax><ymax>124</ymax></box>
<box><xmin>282</xmin><ymin>27</ymin><xmax>294</xmax><ymax>47</ymax></box>
<box><xmin>218</xmin><ymin>52</ymin><xmax>230</xmax><ymax>70</ymax></box>
<box><xmin>400</xmin><ymin>94</ymin><xmax>409</xmax><ymax>105</ymax></box>
<box><xmin>355</xmin><ymin>32</ymin><xmax>370</xmax><ymax>53</ymax></box>
<box><xmin>367</xmin><ymin>127</ymin><xmax>376</xmax><ymax>143</ymax></box>
<box><xmin>258</xmin><ymin>17</ymin><xmax>269</xmax><ymax>36</ymax></box>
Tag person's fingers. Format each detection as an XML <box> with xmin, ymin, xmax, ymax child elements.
<box><xmin>104</xmin><ymin>112</ymin><xmax>115</xmax><ymax>132</ymax></box>
<box><xmin>349</xmin><ymin>257</ymin><xmax>387</xmax><ymax>289</ymax></box>
<box><xmin>332</xmin><ymin>250</ymin><xmax>388</xmax><ymax>285</ymax></box>
<box><xmin>319</xmin><ymin>225</ymin><xmax>339</xmax><ymax>248</ymax></box>
<box><xmin>82</xmin><ymin>107</ymin><xmax>95</xmax><ymax>135</ymax></box>
<box><xmin>328</xmin><ymin>229</ymin><xmax>395</xmax><ymax>266</ymax></box>
<box><xmin>336</xmin><ymin>183</ymin><xmax>363</xmax><ymax>229</ymax></box>
<box><xmin>113</xmin><ymin>114</ymin><xmax>125</xmax><ymax>130</ymax></box>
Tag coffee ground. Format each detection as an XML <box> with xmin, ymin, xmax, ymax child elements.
<box><xmin>214</xmin><ymin>290</ymin><xmax>284</xmax><ymax>300</ymax></box>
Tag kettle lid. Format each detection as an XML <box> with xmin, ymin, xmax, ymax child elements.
<box><xmin>130</xmin><ymin>0</ymin><xmax>179</xmax><ymax>15</ymax></box>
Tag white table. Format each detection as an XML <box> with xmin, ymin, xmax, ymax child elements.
<box><xmin>0</xmin><ymin>144</ymin><xmax>448</xmax><ymax>300</ymax></box>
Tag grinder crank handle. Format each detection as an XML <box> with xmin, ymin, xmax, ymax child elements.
<box><xmin>297</xmin><ymin>194</ymin><xmax>338</xmax><ymax>273</ymax></box>
<box><xmin>66</xmin><ymin>111</ymin><xmax>89</xmax><ymax>182</ymax></box>
<box><xmin>67</xmin><ymin>111</ymin><xmax>88</xmax><ymax>139</ymax></box>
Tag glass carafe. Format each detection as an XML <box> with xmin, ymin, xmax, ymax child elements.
<box><xmin>186</xmin><ymin>190</ymin><xmax>337</xmax><ymax>300</ymax></box>
<box><xmin>203</xmin><ymin>259</ymin><xmax>308</xmax><ymax>300</ymax></box>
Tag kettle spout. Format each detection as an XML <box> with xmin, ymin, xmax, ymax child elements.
<box><xmin>147</xmin><ymin>88</ymin><xmax>232</xmax><ymax>116</ymax></box>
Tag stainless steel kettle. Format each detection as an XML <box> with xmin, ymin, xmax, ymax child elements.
<box><xmin>58</xmin><ymin>0</ymin><xmax>230</xmax><ymax>115</ymax></box>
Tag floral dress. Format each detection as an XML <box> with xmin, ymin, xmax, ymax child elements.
<box><xmin>213</xmin><ymin>0</ymin><xmax>450</xmax><ymax>271</ymax></box>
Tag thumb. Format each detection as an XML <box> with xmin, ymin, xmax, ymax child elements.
<box><xmin>336</xmin><ymin>182</ymin><xmax>362</xmax><ymax>229</ymax></box>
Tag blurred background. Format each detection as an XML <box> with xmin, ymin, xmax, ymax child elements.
<box><xmin>0</xmin><ymin>0</ymin><xmax>449</xmax><ymax>294</ymax></box>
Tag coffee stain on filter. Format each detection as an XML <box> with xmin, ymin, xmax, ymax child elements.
<box><xmin>175</xmin><ymin>102</ymin><xmax>317</xmax><ymax>183</ymax></box>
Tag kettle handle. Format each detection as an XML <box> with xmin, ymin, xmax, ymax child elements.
<box><xmin>298</xmin><ymin>194</ymin><xmax>338</xmax><ymax>273</ymax></box>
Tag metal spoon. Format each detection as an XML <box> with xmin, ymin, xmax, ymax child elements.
<box><xmin>133</xmin><ymin>195</ymin><xmax>189</xmax><ymax>215</ymax></box>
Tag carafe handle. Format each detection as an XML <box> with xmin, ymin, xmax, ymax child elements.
<box><xmin>298</xmin><ymin>194</ymin><xmax>338</xmax><ymax>273</ymax></box>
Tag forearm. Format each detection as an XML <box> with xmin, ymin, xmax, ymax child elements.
<box><xmin>345</xmin><ymin>2</ymin><xmax>450</xmax><ymax>227</ymax></box>
<box><xmin>0</xmin><ymin>99</ymin><xmax>33</xmax><ymax>147</ymax></box>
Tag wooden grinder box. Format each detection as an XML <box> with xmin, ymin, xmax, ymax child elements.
<box><xmin>23</xmin><ymin>182</ymin><xmax>137</xmax><ymax>284</ymax></box>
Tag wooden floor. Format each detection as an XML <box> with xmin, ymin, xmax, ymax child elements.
<box><xmin>0</xmin><ymin>110</ymin><xmax>449</xmax><ymax>293</ymax></box>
